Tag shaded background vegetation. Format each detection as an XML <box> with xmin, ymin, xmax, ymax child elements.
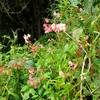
<box><xmin>0</xmin><ymin>0</ymin><xmax>99</xmax><ymax>40</ymax></box>
<box><xmin>0</xmin><ymin>0</ymin><xmax>100</xmax><ymax>100</ymax></box>
<box><xmin>0</xmin><ymin>0</ymin><xmax>53</xmax><ymax>40</ymax></box>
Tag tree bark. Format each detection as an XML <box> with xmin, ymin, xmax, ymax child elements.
<box><xmin>32</xmin><ymin>0</ymin><xmax>42</xmax><ymax>39</ymax></box>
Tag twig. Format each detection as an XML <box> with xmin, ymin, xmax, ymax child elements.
<box><xmin>0</xmin><ymin>1</ymin><xmax>12</xmax><ymax>19</ymax></box>
<box><xmin>92</xmin><ymin>86</ymin><xmax>100</xmax><ymax>94</ymax></box>
<box><xmin>84</xmin><ymin>79</ymin><xmax>93</xmax><ymax>95</ymax></box>
<box><xmin>80</xmin><ymin>55</ymin><xmax>87</xmax><ymax>100</ymax></box>
<box><xmin>93</xmin><ymin>33</ymin><xmax>100</xmax><ymax>43</ymax></box>
<box><xmin>86</xmin><ymin>57</ymin><xmax>91</xmax><ymax>74</ymax></box>
<box><xmin>0</xmin><ymin>0</ymin><xmax>31</xmax><ymax>15</ymax></box>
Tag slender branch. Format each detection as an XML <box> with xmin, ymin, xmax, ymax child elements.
<box><xmin>8</xmin><ymin>0</ymin><xmax>31</xmax><ymax>14</ymax></box>
<box><xmin>86</xmin><ymin>57</ymin><xmax>91</xmax><ymax>74</ymax></box>
<box><xmin>0</xmin><ymin>1</ymin><xmax>12</xmax><ymax>19</ymax></box>
<box><xmin>93</xmin><ymin>34</ymin><xmax>100</xmax><ymax>43</ymax></box>
<box><xmin>92</xmin><ymin>85</ymin><xmax>100</xmax><ymax>94</ymax></box>
<box><xmin>0</xmin><ymin>0</ymin><xmax>31</xmax><ymax>15</ymax></box>
<box><xmin>84</xmin><ymin>79</ymin><xmax>93</xmax><ymax>95</ymax></box>
<box><xmin>80</xmin><ymin>55</ymin><xmax>87</xmax><ymax>100</ymax></box>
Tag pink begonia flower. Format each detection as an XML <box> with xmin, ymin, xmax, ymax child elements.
<box><xmin>53</xmin><ymin>11</ymin><xmax>60</xmax><ymax>18</ymax></box>
<box><xmin>52</xmin><ymin>23</ymin><xmax>66</xmax><ymax>33</ymax></box>
<box><xmin>43</xmin><ymin>23</ymin><xmax>52</xmax><ymax>33</ymax></box>
<box><xmin>56</xmin><ymin>24</ymin><xmax>61</xmax><ymax>33</ymax></box>
<box><xmin>29</xmin><ymin>67</ymin><xmax>35</xmax><ymax>74</ymax></box>
<box><xmin>44</xmin><ymin>18</ymin><xmax>50</xmax><ymax>23</ymax></box>
<box><xmin>51</xmin><ymin>23</ymin><xmax>56</xmax><ymax>32</ymax></box>
<box><xmin>23</xmin><ymin>34</ymin><xmax>31</xmax><ymax>44</ymax></box>
<box><xmin>29</xmin><ymin>74</ymin><xmax>33</xmax><ymax>81</ymax></box>
<box><xmin>28</xmin><ymin>74</ymin><xmax>39</xmax><ymax>89</ymax></box>
<box><xmin>79</xmin><ymin>43</ymin><xmax>83</xmax><ymax>49</ymax></box>
<box><xmin>28</xmin><ymin>75</ymin><xmax>35</xmax><ymax>86</ymax></box>
<box><xmin>60</xmin><ymin>23</ymin><xmax>66</xmax><ymax>32</ymax></box>
<box><xmin>43</xmin><ymin>22</ymin><xmax>66</xmax><ymax>33</ymax></box>
<box><xmin>68</xmin><ymin>61</ymin><xmax>76</xmax><ymax>70</ymax></box>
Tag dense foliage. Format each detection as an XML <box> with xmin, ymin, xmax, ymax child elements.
<box><xmin>0</xmin><ymin>0</ymin><xmax>100</xmax><ymax>100</ymax></box>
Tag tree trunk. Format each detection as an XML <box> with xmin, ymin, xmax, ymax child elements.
<box><xmin>32</xmin><ymin>0</ymin><xmax>42</xmax><ymax>39</ymax></box>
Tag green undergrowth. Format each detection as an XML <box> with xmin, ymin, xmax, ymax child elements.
<box><xmin>0</xmin><ymin>0</ymin><xmax>100</xmax><ymax>99</ymax></box>
<box><xmin>0</xmin><ymin>31</ymin><xmax>100</xmax><ymax>100</ymax></box>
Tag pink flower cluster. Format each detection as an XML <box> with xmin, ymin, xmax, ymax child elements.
<box><xmin>43</xmin><ymin>18</ymin><xmax>66</xmax><ymax>33</ymax></box>
<box><xmin>28</xmin><ymin>74</ymin><xmax>38</xmax><ymax>89</ymax></box>
<box><xmin>23</xmin><ymin>34</ymin><xmax>32</xmax><ymax>44</ymax></box>
<box><xmin>28</xmin><ymin>67</ymin><xmax>39</xmax><ymax>89</ymax></box>
<box><xmin>68</xmin><ymin>61</ymin><xmax>77</xmax><ymax>70</ymax></box>
<box><xmin>53</xmin><ymin>11</ymin><xmax>60</xmax><ymax>18</ymax></box>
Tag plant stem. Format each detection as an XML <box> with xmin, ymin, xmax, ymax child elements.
<box><xmin>80</xmin><ymin>55</ymin><xmax>87</xmax><ymax>100</ymax></box>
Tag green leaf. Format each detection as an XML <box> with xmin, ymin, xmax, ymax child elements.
<box><xmin>23</xmin><ymin>92</ymin><xmax>30</xmax><ymax>100</ymax></box>
<box><xmin>29</xmin><ymin>88</ymin><xmax>36</xmax><ymax>94</ymax></box>
<box><xmin>64</xmin><ymin>44</ymin><xmax>68</xmax><ymax>52</ymax></box>
<box><xmin>44</xmin><ymin>72</ymin><xmax>52</xmax><ymax>78</ymax></box>
<box><xmin>70</xmin><ymin>0</ymin><xmax>79</xmax><ymax>6</ymax></box>
<box><xmin>24</xmin><ymin>60</ymin><xmax>34</xmax><ymax>69</ymax></box>
<box><xmin>72</xmin><ymin>28</ymin><xmax>83</xmax><ymax>40</ymax></box>
<box><xmin>0</xmin><ymin>96</ymin><xmax>6</xmax><ymax>100</ymax></box>
<box><xmin>21</xmin><ymin>85</ymin><xmax>30</xmax><ymax>92</ymax></box>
